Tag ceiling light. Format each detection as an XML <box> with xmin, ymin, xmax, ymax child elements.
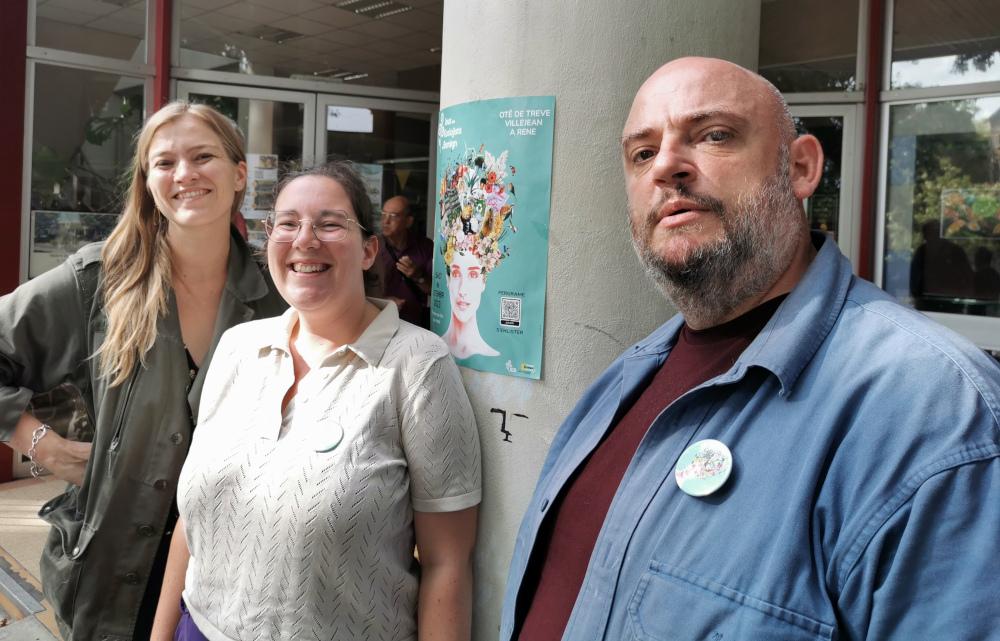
<box><xmin>336</xmin><ymin>0</ymin><xmax>413</xmax><ymax>20</ymax></box>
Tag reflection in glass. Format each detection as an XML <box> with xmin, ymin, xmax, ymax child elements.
<box><xmin>30</xmin><ymin>65</ymin><xmax>144</xmax><ymax>277</ymax></box>
<box><xmin>891</xmin><ymin>0</ymin><xmax>1000</xmax><ymax>89</ymax></box>
<box><xmin>33</xmin><ymin>0</ymin><xmax>147</xmax><ymax>62</ymax></box>
<box><xmin>324</xmin><ymin>109</ymin><xmax>431</xmax><ymax>233</ymax></box>
<box><xmin>759</xmin><ymin>0</ymin><xmax>858</xmax><ymax>92</ymax></box>
<box><xmin>795</xmin><ymin>116</ymin><xmax>844</xmax><ymax>240</ymax></box>
<box><xmin>176</xmin><ymin>0</ymin><xmax>442</xmax><ymax>91</ymax></box>
<box><xmin>883</xmin><ymin>96</ymin><xmax>1000</xmax><ymax>318</ymax></box>
<box><xmin>188</xmin><ymin>94</ymin><xmax>305</xmax><ymax>249</ymax></box>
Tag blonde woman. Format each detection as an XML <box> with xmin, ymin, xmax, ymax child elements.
<box><xmin>0</xmin><ymin>102</ymin><xmax>285</xmax><ymax>641</ymax></box>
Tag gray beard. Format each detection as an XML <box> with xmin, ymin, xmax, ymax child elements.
<box><xmin>630</xmin><ymin>164</ymin><xmax>804</xmax><ymax>328</ymax></box>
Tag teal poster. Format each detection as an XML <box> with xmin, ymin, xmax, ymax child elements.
<box><xmin>430</xmin><ymin>96</ymin><xmax>555</xmax><ymax>379</ymax></box>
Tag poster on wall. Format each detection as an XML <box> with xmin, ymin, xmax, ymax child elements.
<box><xmin>430</xmin><ymin>96</ymin><xmax>555</xmax><ymax>379</ymax></box>
<box><xmin>242</xmin><ymin>153</ymin><xmax>279</xmax><ymax>249</ymax></box>
<box><xmin>356</xmin><ymin>162</ymin><xmax>384</xmax><ymax>218</ymax></box>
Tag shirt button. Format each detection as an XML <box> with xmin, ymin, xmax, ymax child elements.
<box><xmin>72</xmin><ymin>546</ymin><xmax>81</xmax><ymax>556</ymax></box>
<box><xmin>153</xmin><ymin>479</ymin><xmax>169</xmax><ymax>491</ymax></box>
<box><xmin>124</xmin><ymin>572</ymin><xmax>140</xmax><ymax>585</ymax></box>
<box><xmin>137</xmin><ymin>524</ymin><xmax>155</xmax><ymax>537</ymax></box>
<box><xmin>169</xmin><ymin>432</ymin><xmax>183</xmax><ymax>445</ymax></box>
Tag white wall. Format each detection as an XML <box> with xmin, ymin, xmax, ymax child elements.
<box><xmin>438</xmin><ymin>1</ymin><xmax>761</xmax><ymax>637</ymax></box>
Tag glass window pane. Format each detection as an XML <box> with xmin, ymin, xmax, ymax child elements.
<box><xmin>795</xmin><ymin>116</ymin><xmax>844</xmax><ymax>240</ymax></box>
<box><xmin>29</xmin><ymin>64</ymin><xmax>144</xmax><ymax>277</ymax></box>
<box><xmin>177</xmin><ymin>0</ymin><xmax>442</xmax><ymax>92</ymax></box>
<box><xmin>187</xmin><ymin>93</ymin><xmax>306</xmax><ymax>248</ymax></box>
<box><xmin>33</xmin><ymin>0</ymin><xmax>147</xmax><ymax>63</ymax></box>
<box><xmin>891</xmin><ymin>0</ymin><xmax>1000</xmax><ymax>89</ymax></box>
<box><xmin>759</xmin><ymin>0</ymin><xmax>858</xmax><ymax>92</ymax></box>
<box><xmin>882</xmin><ymin>96</ymin><xmax>1000</xmax><ymax>318</ymax></box>
<box><xmin>323</xmin><ymin>108</ymin><xmax>431</xmax><ymax>234</ymax></box>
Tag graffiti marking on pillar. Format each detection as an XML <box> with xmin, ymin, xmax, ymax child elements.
<box><xmin>490</xmin><ymin>408</ymin><xmax>527</xmax><ymax>443</ymax></box>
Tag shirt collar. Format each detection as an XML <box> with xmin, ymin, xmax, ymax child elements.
<box><xmin>261</xmin><ymin>297</ymin><xmax>400</xmax><ymax>368</ymax></box>
<box><xmin>735</xmin><ymin>232</ymin><xmax>852</xmax><ymax>395</ymax></box>
<box><xmin>630</xmin><ymin>233</ymin><xmax>854</xmax><ymax>395</ymax></box>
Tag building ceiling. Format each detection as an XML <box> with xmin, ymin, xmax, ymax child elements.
<box><xmin>35</xmin><ymin>0</ymin><xmax>445</xmax><ymax>90</ymax></box>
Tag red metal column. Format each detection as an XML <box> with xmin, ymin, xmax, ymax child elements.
<box><xmin>0</xmin><ymin>1</ymin><xmax>29</xmax><ymax>482</ymax></box>
<box><xmin>152</xmin><ymin>0</ymin><xmax>172</xmax><ymax>112</ymax></box>
<box><xmin>858</xmin><ymin>0</ymin><xmax>885</xmax><ymax>281</ymax></box>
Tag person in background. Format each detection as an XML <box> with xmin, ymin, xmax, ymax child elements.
<box><xmin>0</xmin><ymin>101</ymin><xmax>285</xmax><ymax>641</ymax></box>
<box><xmin>152</xmin><ymin>161</ymin><xmax>480</xmax><ymax>641</ymax></box>
<box><xmin>375</xmin><ymin>195</ymin><xmax>434</xmax><ymax>327</ymax></box>
<box><xmin>501</xmin><ymin>57</ymin><xmax>1000</xmax><ymax>641</ymax></box>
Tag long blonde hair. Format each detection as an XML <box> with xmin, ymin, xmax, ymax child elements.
<box><xmin>96</xmin><ymin>102</ymin><xmax>247</xmax><ymax>386</ymax></box>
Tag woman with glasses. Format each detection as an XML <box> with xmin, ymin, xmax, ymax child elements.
<box><xmin>0</xmin><ymin>102</ymin><xmax>285</xmax><ymax>641</ymax></box>
<box><xmin>153</xmin><ymin>161</ymin><xmax>481</xmax><ymax>641</ymax></box>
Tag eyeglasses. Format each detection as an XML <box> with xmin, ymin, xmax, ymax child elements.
<box><xmin>264</xmin><ymin>210</ymin><xmax>368</xmax><ymax>243</ymax></box>
<box><xmin>380</xmin><ymin>210</ymin><xmax>407</xmax><ymax>221</ymax></box>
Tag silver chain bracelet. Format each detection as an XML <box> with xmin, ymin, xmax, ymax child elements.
<box><xmin>27</xmin><ymin>424</ymin><xmax>50</xmax><ymax>478</ymax></box>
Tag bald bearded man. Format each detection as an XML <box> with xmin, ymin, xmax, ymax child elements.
<box><xmin>501</xmin><ymin>57</ymin><xmax>1000</xmax><ymax>641</ymax></box>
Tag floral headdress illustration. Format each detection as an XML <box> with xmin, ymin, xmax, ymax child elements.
<box><xmin>439</xmin><ymin>146</ymin><xmax>516</xmax><ymax>274</ymax></box>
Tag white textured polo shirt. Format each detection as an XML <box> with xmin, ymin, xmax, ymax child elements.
<box><xmin>177</xmin><ymin>299</ymin><xmax>481</xmax><ymax>641</ymax></box>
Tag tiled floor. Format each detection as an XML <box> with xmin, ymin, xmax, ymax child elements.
<box><xmin>0</xmin><ymin>478</ymin><xmax>63</xmax><ymax>640</ymax></box>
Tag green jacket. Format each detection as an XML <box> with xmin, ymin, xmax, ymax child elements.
<box><xmin>0</xmin><ymin>229</ymin><xmax>286</xmax><ymax>640</ymax></box>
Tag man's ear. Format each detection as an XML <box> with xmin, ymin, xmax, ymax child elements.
<box><xmin>788</xmin><ymin>134</ymin><xmax>824</xmax><ymax>200</ymax></box>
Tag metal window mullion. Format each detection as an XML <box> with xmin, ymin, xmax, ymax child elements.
<box><xmin>856</xmin><ymin>0</ymin><xmax>869</xmax><ymax>91</ymax></box>
<box><xmin>26</xmin><ymin>47</ymin><xmax>154</xmax><ymax>78</ymax></box>
<box><xmin>145</xmin><ymin>0</ymin><xmax>154</xmax><ymax>68</ymax></box>
<box><xmin>26</xmin><ymin>0</ymin><xmax>36</xmax><ymax>47</ymax></box>
<box><xmin>171</xmin><ymin>67</ymin><xmax>440</xmax><ymax>105</ymax></box>
<box><xmin>883</xmin><ymin>0</ymin><xmax>894</xmax><ymax>91</ymax></box>
<box><xmin>872</xmin><ymin>101</ymin><xmax>892</xmax><ymax>289</ymax></box>
<box><xmin>880</xmin><ymin>80</ymin><xmax>1000</xmax><ymax>104</ymax></box>
<box><xmin>171</xmin><ymin>0</ymin><xmax>180</xmax><ymax>68</ymax></box>
<box><xmin>782</xmin><ymin>91</ymin><xmax>865</xmax><ymax>105</ymax></box>
<box><xmin>20</xmin><ymin>60</ymin><xmax>36</xmax><ymax>284</ymax></box>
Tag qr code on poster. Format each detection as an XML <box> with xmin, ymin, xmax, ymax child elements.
<box><xmin>500</xmin><ymin>296</ymin><xmax>522</xmax><ymax>327</ymax></box>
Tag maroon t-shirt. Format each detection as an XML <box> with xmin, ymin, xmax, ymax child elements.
<box><xmin>516</xmin><ymin>296</ymin><xmax>786</xmax><ymax>640</ymax></box>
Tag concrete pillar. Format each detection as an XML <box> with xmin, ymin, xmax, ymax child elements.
<box><xmin>247</xmin><ymin>99</ymin><xmax>274</xmax><ymax>155</ymax></box>
<box><xmin>438</xmin><ymin>2</ymin><xmax>761</xmax><ymax>637</ymax></box>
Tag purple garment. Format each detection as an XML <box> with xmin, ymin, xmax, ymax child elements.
<box><xmin>174</xmin><ymin>600</ymin><xmax>210</xmax><ymax>641</ymax></box>
<box><xmin>375</xmin><ymin>232</ymin><xmax>434</xmax><ymax>327</ymax></box>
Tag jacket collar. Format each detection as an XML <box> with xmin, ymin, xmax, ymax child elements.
<box><xmin>225</xmin><ymin>226</ymin><xmax>272</xmax><ymax>304</ymax></box>
<box><xmin>630</xmin><ymin>233</ymin><xmax>853</xmax><ymax>395</ymax></box>
<box><xmin>262</xmin><ymin>298</ymin><xmax>400</xmax><ymax>368</ymax></box>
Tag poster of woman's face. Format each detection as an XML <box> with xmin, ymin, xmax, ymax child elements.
<box><xmin>429</xmin><ymin>96</ymin><xmax>555</xmax><ymax>379</ymax></box>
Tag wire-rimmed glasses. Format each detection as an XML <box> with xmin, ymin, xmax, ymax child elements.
<box><xmin>263</xmin><ymin>210</ymin><xmax>368</xmax><ymax>243</ymax></box>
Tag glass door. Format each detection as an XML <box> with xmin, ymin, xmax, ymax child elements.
<box><xmin>176</xmin><ymin>81</ymin><xmax>315</xmax><ymax>248</ymax></box>
<box><xmin>790</xmin><ymin>104</ymin><xmax>863</xmax><ymax>271</ymax></box>
<box><xmin>315</xmin><ymin>94</ymin><xmax>437</xmax><ymax>236</ymax></box>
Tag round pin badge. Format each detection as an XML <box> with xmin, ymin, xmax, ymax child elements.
<box><xmin>675</xmin><ymin>438</ymin><xmax>733</xmax><ymax>497</ymax></box>
<box><xmin>313</xmin><ymin>422</ymin><xmax>345</xmax><ymax>453</ymax></box>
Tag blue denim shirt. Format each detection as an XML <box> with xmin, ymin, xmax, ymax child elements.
<box><xmin>501</xmin><ymin>234</ymin><xmax>1000</xmax><ymax>641</ymax></box>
